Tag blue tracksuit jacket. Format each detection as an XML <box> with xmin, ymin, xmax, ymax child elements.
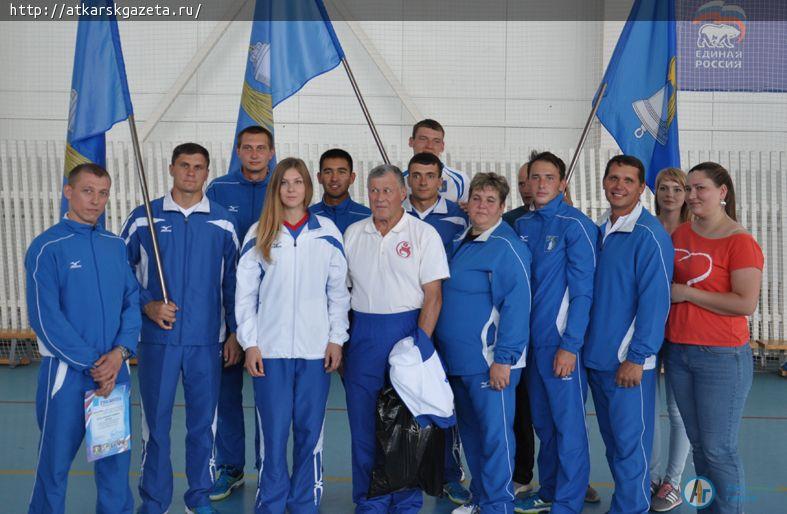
<box><xmin>435</xmin><ymin>220</ymin><xmax>532</xmax><ymax>376</ymax></box>
<box><xmin>206</xmin><ymin>170</ymin><xmax>269</xmax><ymax>241</ymax></box>
<box><xmin>120</xmin><ymin>194</ymin><xmax>239</xmax><ymax>345</ymax></box>
<box><xmin>584</xmin><ymin>204</ymin><xmax>674</xmax><ymax>371</ymax></box>
<box><xmin>309</xmin><ymin>196</ymin><xmax>370</xmax><ymax>234</ymax></box>
<box><xmin>26</xmin><ymin>217</ymin><xmax>141</xmax><ymax>373</ymax></box>
<box><xmin>515</xmin><ymin>194</ymin><xmax>598</xmax><ymax>353</ymax></box>
<box><xmin>405</xmin><ymin>195</ymin><xmax>468</xmax><ymax>246</ymax></box>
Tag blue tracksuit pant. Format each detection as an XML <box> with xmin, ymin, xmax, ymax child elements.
<box><xmin>252</xmin><ymin>358</ymin><xmax>331</xmax><ymax>514</ymax></box>
<box><xmin>587</xmin><ymin>368</ymin><xmax>656</xmax><ymax>514</ymax></box>
<box><xmin>29</xmin><ymin>358</ymin><xmax>133</xmax><ymax>514</ymax></box>
<box><xmin>137</xmin><ymin>343</ymin><xmax>222</xmax><ymax>513</ymax></box>
<box><xmin>215</xmin><ymin>362</ymin><xmax>261</xmax><ymax>472</ymax></box>
<box><xmin>449</xmin><ymin>369</ymin><xmax>521</xmax><ymax>514</ymax></box>
<box><xmin>526</xmin><ymin>347</ymin><xmax>589</xmax><ymax>514</ymax></box>
<box><xmin>343</xmin><ymin>310</ymin><xmax>423</xmax><ymax>514</ymax></box>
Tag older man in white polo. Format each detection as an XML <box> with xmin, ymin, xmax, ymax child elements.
<box><xmin>343</xmin><ymin>164</ymin><xmax>449</xmax><ymax>513</ymax></box>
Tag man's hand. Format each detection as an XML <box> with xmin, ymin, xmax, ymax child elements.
<box><xmin>616</xmin><ymin>360</ymin><xmax>644</xmax><ymax>388</ymax></box>
<box><xmin>95</xmin><ymin>377</ymin><xmax>116</xmax><ymax>398</ymax></box>
<box><xmin>223</xmin><ymin>333</ymin><xmax>242</xmax><ymax>367</ymax></box>
<box><xmin>553</xmin><ymin>348</ymin><xmax>577</xmax><ymax>378</ymax></box>
<box><xmin>91</xmin><ymin>347</ymin><xmax>124</xmax><ymax>384</ymax></box>
<box><xmin>489</xmin><ymin>363</ymin><xmax>512</xmax><ymax>391</ymax></box>
<box><xmin>324</xmin><ymin>342</ymin><xmax>342</xmax><ymax>373</ymax></box>
<box><xmin>245</xmin><ymin>347</ymin><xmax>265</xmax><ymax>377</ymax></box>
<box><xmin>144</xmin><ymin>301</ymin><xmax>178</xmax><ymax>329</ymax></box>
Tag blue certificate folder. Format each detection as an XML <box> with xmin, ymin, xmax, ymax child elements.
<box><xmin>84</xmin><ymin>384</ymin><xmax>131</xmax><ymax>462</ymax></box>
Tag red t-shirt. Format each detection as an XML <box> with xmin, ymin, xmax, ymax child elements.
<box><xmin>666</xmin><ymin>223</ymin><xmax>764</xmax><ymax>347</ymax></box>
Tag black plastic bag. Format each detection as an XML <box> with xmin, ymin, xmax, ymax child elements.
<box><xmin>367</xmin><ymin>386</ymin><xmax>445</xmax><ymax>498</ymax></box>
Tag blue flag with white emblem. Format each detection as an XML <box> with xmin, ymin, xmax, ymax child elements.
<box><xmin>63</xmin><ymin>0</ymin><xmax>133</xmax><ymax>217</ymax></box>
<box><xmin>595</xmin><ymin>0</ymin><xmax>680</xmax><ymax>189</ymax></box>
<box><xmin>229</xmin><ymin>0</ymin><xmax>345</xmax><ymax>172</ymax></box>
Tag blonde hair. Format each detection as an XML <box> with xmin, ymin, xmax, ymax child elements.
<box><xmin>655</xmin><ymin>167</ymin><xmax>691</xmax><ymax>223</ymax></box>
<box><xmin>255</xmin><ymin>158</ymin><xmax>314</xmax><ymax>262</ymax></box>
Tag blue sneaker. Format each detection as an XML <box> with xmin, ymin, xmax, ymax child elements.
<box><xmin>185</xmin><ymin>506</ymin><xmax>219</xmax><ymax>514</ymax></box>
<box><xmin>209</xmin><ymin>466</ymin><xmax>244</xmax><ymax>501</ymax></box>
<box><xmin>514</xmin><ymin>492</ymin><xmax>552</xmax><ymax>513</ymax></box>
<box><xmin>443</xmin><ymin>481</ymin><xmax>472</xmax><ymax>505</ymax></box>
<box><xmin>451</xmin><ymin>503</ymin><xmax>480</xmax><ymax>514</ymax></box>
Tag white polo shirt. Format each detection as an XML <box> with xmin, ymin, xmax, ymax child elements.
<box><xmin>344</xmin><ymin>211</ymin><xmax>450</xmax><ymax>314</ymax></box>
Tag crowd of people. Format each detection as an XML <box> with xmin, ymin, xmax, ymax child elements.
<box><xmin>24</xmin><ymin>118</ymin><xmax>763</xmax><ymax>514</ymax></box>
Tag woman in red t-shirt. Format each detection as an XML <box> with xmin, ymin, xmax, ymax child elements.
<box><xmin>665</xmin><ymin>162</ymin><xmax>763</xmax><ymax>514</ymax></box>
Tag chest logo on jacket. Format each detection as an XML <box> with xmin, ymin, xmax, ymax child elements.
<box><xmin>545</xmin><ymin>235</ymin><xmax>558</xmax><ymax>252</ymax></box>
<box><xmin>228</xmin><ymin>205</ymin><xmax>239</xmax><ymax>213</ymax></box>
<box><xmin>160</xmin><ymin>225</ymin><xmax>172</xmax><ymax>233</ymax></box>
<box><xmin>396</xmin><ymin>241</ymin><xmax>412</xmax><ymax>259</ymax></box>
<box><xmin>69</xmin><ymin>260</ymin><xmax>82</xmax><ymax>270</ymax></box>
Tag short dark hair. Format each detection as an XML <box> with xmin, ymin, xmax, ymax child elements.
<box><xmin>236</xmin><ymin>125</ymin><xmax>274</xmax><ymax>149</ymax></box>
<box><xmin>528</xmin><ymin>151</ymin><xmax>567</xmax><ymax>180</ymax></box>
<box><xmin>171</xmin><ymin>143</ymin><xmax>210</xmax><ymax>167</ymax></box>
<box><xmin>604</xmin><ymin>155</ymin><xmax>645</xmax><ymax>184</ymax></box>
<box><xmin>411</xmin><ymin>118</ymin><xmax>445</xmax><ymax>139</ymax></box>
<box><xmin>319</xmin><ymin>148</ymin><xmax>353</xmax><ymax>172</ymax></box>
<box><xmin>407</xmin><ymin>152</ymin><xmax>444</xmax><ymax>176</ymax></box>
<box><xmin>67</xmin><ymin>163</ymin><xmax>111</xmax><ymax>186</ymax></box>
<box><xmin>469</xmin><ymin>172</ymin><xmax>510</xmax><ymax>205</ymax></box>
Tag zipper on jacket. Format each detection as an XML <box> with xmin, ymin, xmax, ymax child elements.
<box><xmin>291</xmin><ymin>234</ymin><xmax>298</xmax><ymax>356</ymax></box>
<box><xmin>89</xmin><ymin>230</ymin><xmax>107</xmax><ymax>353</ymax></box>
<box><xmin>250</xmin><ymin>185</ymin><xmax>256</xmax><ymax>235</ymax></box>
<box><xmin>178</xmin><ymin>215</ymin><xmax>189</xmax><ymax>345</ymax></box>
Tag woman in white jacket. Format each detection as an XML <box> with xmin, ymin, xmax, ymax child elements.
<box><xmin>235</xmin><ymin>157</ymin><xmax>350</xmax><ymax>514</ymax></box>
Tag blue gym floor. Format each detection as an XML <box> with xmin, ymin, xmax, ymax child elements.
<box><xmin>1</xmin><ymin>364</ymin><xmax>784</xmax><ymax>513</ymax></box>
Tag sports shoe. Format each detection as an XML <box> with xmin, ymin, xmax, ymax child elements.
<box><xmin>208</xmin><ymin>466</ymin><xmax>244</xmax><ymax>501</ymax></box>
<box><xmin>185</xmin><ymin>506</ymin><xmax>219</xmax><ymax>514</ymax></box>
<box><xmin>651</xmin><ymin>481</ymin><xmax>683</xmax><ymax>512</ymax></box>
<box><xmin>780</xmin><ymin>361</ymin><xmax>787</xmax><ymax>377</ymax></box>
<box><xmin>585</xmin><ymin>485</ymin><xmax>601</xmax><ymax>503</ymax></box>
<box><xmin>514</xmin><ymin>481</ymin><xmax>535</xmax><ymax>495</ymax></box>
<box><xmin>651</xmin><ymin>479</ymin><xmax>661</xmax><ymax>496</ymax></box>
<box><xmin>514</xmin><ymin>492</ymin><xmax>551</xmax><ymax>513</ymax></box>
<box><xmin>444</xmin><ymin>481</ymin><xmax>472</xmax><ymax>505</ymax></box>
<box><xmin>452</xmin><ymin>502</ymin><xmax>480</xmax><ymax>514</ymax></box>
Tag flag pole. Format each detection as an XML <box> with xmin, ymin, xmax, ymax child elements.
<box><xmin>127</xmin><ymin>113</ymin><xmax>170</xmax><ymax>303</ymax></box>
<box><xmin>566</xmin><ymin>82</ymin><xmax>607</xmax><ymax>185</ymax></box>
<box><xmin>341</xmin><ymin>58</ymin><xmax>390</xmax><ymax>165</ymax></box>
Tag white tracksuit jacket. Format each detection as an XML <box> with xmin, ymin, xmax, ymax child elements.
<box><xmin>235</xmin><ymin>215</ymin><xmax>351</xmax><ymax>358</ymax></box>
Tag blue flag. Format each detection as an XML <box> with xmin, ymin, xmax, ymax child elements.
<box><xmin>63</xmin><ymin>0</ymin><xmax>133</xmax><ymax>216</ymax></box>
<box><xmin>595</xmin><ymin>0</ymin><xmax>680</xmax><ymax>189</ymax></box>
<box><xmin>229</xmin><ymin>0</ymin><xmax>345</xmax><ymax>172</ymax></box>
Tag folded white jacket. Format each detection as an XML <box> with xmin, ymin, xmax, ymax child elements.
<box><xmin>389</xmin><ymin>328</ymin><xmax>456</xmax><ymax>428</ymax></box>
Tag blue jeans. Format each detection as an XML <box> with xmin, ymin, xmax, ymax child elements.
<box><xmin>665</xmin><ymin>343</ymin><xmax>753</xmax><ymax>514</ymax></box>
<box><xmin>650</xmin><ymin>362</ymin><xmax>691</xmax><ymax>487</ymax></box>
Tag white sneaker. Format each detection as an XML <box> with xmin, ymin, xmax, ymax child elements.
<box><xmin>514</xmin><ymin>481</ymin><xmax>535</xmax><ymax>495</ymax></box>
<box><xmin>452</xmin><ymin>503</ymin><xmax>480</xmax><ymax>514</ymax></box>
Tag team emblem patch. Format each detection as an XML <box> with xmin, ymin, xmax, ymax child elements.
<box><xmin>396</xmin><ymin>241</ymin><xmax>412</xmax><ymax>259</ymax></box>
<box><xmin>545</xmin><ymin>235</ymin><xmax>558</xmax><ymax>252</ymax></box>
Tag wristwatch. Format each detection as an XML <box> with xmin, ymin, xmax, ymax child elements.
<box><xmin>116</xmin><ymin>345</ymin><xmax>131</xmax><ymax>361</ymax></box>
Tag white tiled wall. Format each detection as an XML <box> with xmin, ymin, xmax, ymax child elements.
<box><xmin>1</xmin><ymin>14</ymin><xmax>785</xmax><ymax>162</ymax></box>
